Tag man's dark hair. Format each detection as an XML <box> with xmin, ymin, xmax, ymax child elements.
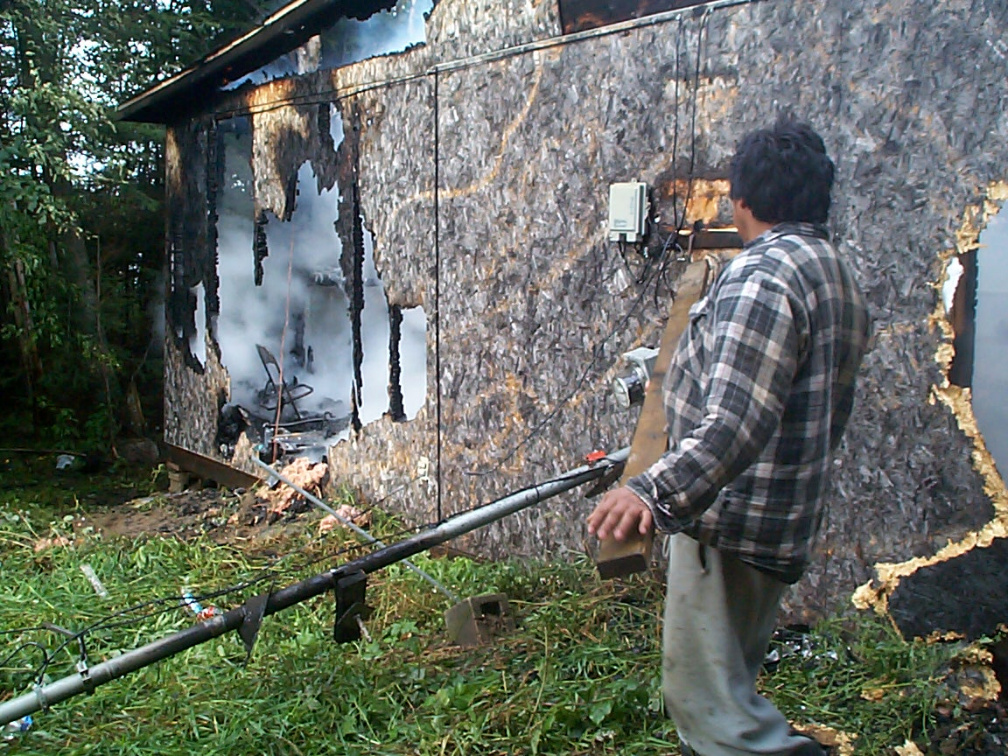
<box><xmin>729</xmin><ymin>120</ymin><xmax>835</xmax><ymax>225</ymax></box>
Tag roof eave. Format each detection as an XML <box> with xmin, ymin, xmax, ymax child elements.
<box><xmin>117</xmin><ymin>0</ymin><xmax>351</xmax><ymax>124</ymax></box>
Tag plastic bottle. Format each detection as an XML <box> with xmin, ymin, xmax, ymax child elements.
<box><xmin>181</xmin><ymin>590</ymin><xmax>221</xmax><ymax>621</ymax></box>
<box><xmin>3</xmin><ymin>715</ymin><xmax>32</xmax><ymax>740</ymax></box>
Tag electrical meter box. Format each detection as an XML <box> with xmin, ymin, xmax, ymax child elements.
<box><xmin>608</xmin><ymin>182</ymin><xmax>649</xmax><ymax>243</ymax></box>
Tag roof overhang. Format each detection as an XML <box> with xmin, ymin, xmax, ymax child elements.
<box><xmin>117</xmin><ymin>0</ymin><xmax>396</xmax><ymax>124</ymax></box>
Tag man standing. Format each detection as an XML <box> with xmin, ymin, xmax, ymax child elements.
<box><xmin>587</xmin><ymin>121</ymin><xmax>871</xmax><ymax>756</ymax></box>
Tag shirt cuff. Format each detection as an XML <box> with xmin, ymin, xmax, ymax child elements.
<box><xmin>625</xmin><ymin>474</ymin><xmax>687</xmax><ymax>534</ymax></box>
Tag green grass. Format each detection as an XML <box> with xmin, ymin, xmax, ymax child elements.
<box><xmin>763</xmin><ymin>617</ymin><xmax>957</xmax><ymax>753</ymax></box>
<box><xmin>0</xmin><ymin>464</ymin><xmax>978</xmax><ymax>754</ymax></box>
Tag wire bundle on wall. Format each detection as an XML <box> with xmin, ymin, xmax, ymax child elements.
<box><xmin>463</xmin><ymin>9</ymin><xmax>712</xmax><ymax>481</ymax></box>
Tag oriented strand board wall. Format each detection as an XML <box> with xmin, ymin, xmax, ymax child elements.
<box><xmin>165</xmin><ymin>0</ymin><xmax>1008</xmax><ymax>621</ymax></box>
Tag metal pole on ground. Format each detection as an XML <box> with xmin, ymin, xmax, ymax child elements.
<box><xmin>250</xmin><ymin>455</ymin><xmax>458</xmax><ymax>603</ymax></box>
<box><xmin>0</xmin><ymin>448</ymin><xmax>628</xmax><ymax>725</ymax></box>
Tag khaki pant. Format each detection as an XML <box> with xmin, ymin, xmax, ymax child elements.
<box><xmin>662</xmin><ymin>534</ymin><xmax>824</xmax><ymax>756</ymax></box>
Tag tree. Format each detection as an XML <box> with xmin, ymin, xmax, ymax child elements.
<box><xmin>0</xmin><ymin>0</ymin><xmax>258</xmax><ymax>448</ymax></box>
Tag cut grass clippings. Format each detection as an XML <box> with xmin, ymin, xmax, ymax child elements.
<box><xmin>0</xmin><ymin>469</ymin><xmax>981</xmax><ymax>754</ymax></box>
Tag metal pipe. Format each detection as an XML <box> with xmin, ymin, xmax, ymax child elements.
<box><xmin>250</xmin><ymin>455</ymin><xmax>458</xmax><ymax>603</ymax></box>
<box><xmin>0</xmin><ymin>448</ymin><xmax>628</xmax><ymax>725</ymax></box>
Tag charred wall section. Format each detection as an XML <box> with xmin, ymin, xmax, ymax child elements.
<box><xmin>163</xmin><ymin>0</ymin><xmax>1008</xmax><ymax>620</ymax></box>
<box><xmin>164</xmin><ymin>121</ymin><xmax>231</xmax><ymax>454</ymax></box>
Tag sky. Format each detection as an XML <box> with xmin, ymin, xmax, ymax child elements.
<box><xmin>971</xmin><ymin>201</ymin><xmax>1008</xmax><ymax>478</ymax></box>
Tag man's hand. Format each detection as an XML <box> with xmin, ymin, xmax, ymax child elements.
<box><xmin>587</xmin><ymin>487</ymin><xmax>653</xmax><ymax>541</ymax></box>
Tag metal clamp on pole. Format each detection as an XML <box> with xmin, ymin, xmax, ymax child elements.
<box><xmin>32</xmin><ymin>684</ymin><xmax>49</xmax><ymax>712</ymax></box>
<box><xmin>251</xmin><ymin>455</ymin><xmax>459</xmax><ymax>604</ymax></box>
<box><xmin>237</xmin><ymin>591</ymin><xmax>271</xmax><ymax>661</ymax></box>
<box><xmin>0</xmin><ymin>447</ymin><xmax>629</xmax><ymax>726</ymax></box>
<box><xmin>75</xmin><ymin>660</ymin><xmax>95</xmax><ymax>696</ymax></box>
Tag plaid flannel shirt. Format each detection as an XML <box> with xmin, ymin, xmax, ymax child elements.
<box><xmin>626</xmin><ymin>222</ymin><xmax>871</xmax><ymax>583</ymax></box>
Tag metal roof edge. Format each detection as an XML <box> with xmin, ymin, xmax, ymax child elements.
<box><xmin>116</xmin><ymin>0</ymin><xmax>352</xmax><ymax>124</ymax></box>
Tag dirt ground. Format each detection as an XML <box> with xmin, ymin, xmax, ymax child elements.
<box><xmin>77</xmin><ymin>486</ymin><xmax>308</xmax><ymax>546</ymax></box>
<box><xmin>56</xmin><ymin>455</ymin><xmax>358</xmax><ymax>553</ymax></box>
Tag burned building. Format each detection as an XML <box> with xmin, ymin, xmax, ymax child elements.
<box><xmin>120</xmin><ymin>0</ymin><xmax>1008</xmax><ymax>627</ymax></box>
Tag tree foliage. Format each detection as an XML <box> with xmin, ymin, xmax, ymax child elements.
<box><xmin>0</xmin><ymin>0</ymin><xmax>259</xmax><ymax>448</ymax></box>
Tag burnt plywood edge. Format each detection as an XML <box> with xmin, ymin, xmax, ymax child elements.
<box><xmin>165</xmin><ymin>442</ymin><xmax>261</xmax><ymax>489</ymax></box>
<box><xmin>852</xmin><ymin>182</ymin><xmax>1008</xmax><ymax>635</ymax></box>
<box><xmin>164</xmin><ymin>121</ymin><xmax>232</xmax><ymax>456</ymax></box>
<box><xmin>324</xmin><ymin>78</ymin><xmax>440</xmax><ymax>529</ymax></box>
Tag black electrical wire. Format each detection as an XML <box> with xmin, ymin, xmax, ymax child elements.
<box><xmin>30</xmin><ymin>513</ymin><xmax>434</xmax><ymax>683</ymax></box>
<box><xmin>652</xmin><ymin>234</ymin><xmax>689</xmax><ymax>312</ymax></box>
<box><xmin>0</xmin><ymin>642</ymin><xmax>49</xmax><ymax>681</ymax></box>
<box><xmin>669</xmin><ymin>16</ymin><xmax>685</xmax><ymax>231</ymax></box>
<box><xmin>434</xmin><ymin>67</ymin><xmax>443</xmax><ymax>525</ymax></box>
<box><xmin>206</xmin><ymin>0</ymin><xmax>759</xmax><ymax>122</ymax></box>
<box><xmin>463</xmin><ymin>245</ymin><xmax>667</xmax><ymax>478</ymax></box>
<box><xmin>29</xmin><ymin>474</ymin><xmax>439</xmax><ymax>683</ymax></box>
<box><xmin>675</xmin><ymin>8</ymin><xmax>710</xmax><ymax>241</ymax></box>
<box><xmin>463</xmin><ymin>9</ymin><xmax>714</xmax><ymax>480</ymax></box>
<box><xmin>618</xmin><ymin>238</ymin><xmax>655</xmax><ymax>287</ymax></box>
<box><xmin>652</xmin><ymin>8</ymin><xmax>710</xmax><ymax>309</ymax></box>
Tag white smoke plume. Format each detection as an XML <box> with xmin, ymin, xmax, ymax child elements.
<box><xmin>213</xmin><ymin>104</ymin><xmax>427</xmax><ymax>440</ymax></box>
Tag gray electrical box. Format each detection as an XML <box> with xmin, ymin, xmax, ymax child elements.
<box><xmin>608</xmin><ymin>182</ymin><xmax>649</xmax><ymax>243</ymax></box>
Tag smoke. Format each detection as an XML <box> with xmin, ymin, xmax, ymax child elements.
<box><xmin>359</xmin><ymin>225</ymin><xmax>391</xmax><ymax>425</ymax></box>
<box><xmin>320</xmin><ymin>0</ymin><xmax>432</xmax><ymax>70</ymax></box>
<box><xmin>216</xmin><ymin>122</ymin><xmax>351</xmax><ymax>421</ymax></box>
<box><xmin>148</xmin><ymin>271</ymin><xmax>165</xmax><ymax>356</ymax></box>
<box><xmin>355</xmin><ymin>229</ymin><xmax>427</xmax><ymax>423</ymax></box>
<box><xmin>190</xmin><ymin>282</ymin><xmax>206</xmax><ymax>367</ymax></box>
<box><xmin>400</xmin><ymin>306</ymin><xmax>427</xmax><ymax>419</ymax></box>
<box><xmin>213</xmin><ymin>105</ymin><xmax>427</xmax><ymax>435</ymax></box>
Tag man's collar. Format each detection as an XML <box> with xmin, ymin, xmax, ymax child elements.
<box><xmin>744</xmin><ymin>222</ymin><xmax>829</xmax><ymax>248</ymax></box>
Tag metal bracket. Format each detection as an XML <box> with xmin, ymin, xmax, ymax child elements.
<box><xmin>444</xmin><ymin>593</ymin><xmax>515</xmax><ymax>647</ymax></box>
<box><xmin>76</xmin><ymin>659</ymin><xmax>95</xmax><ymax>695</ymax></box>
<box><xmin>583</xmin><ymin>457</ymin><xmax>626</xmax><ymax>498</ymax></box>
<box><xmin>334</xmin><ymin>571</ymin><xmax>371</xmax><ymax>643</ymax></box>
<box><xmin>238</xmin><ymin>592</ymin><xmax>270</xmax><ymax>662</ymax></box>
<box><xmin>44</xmin><ymin>622</ymin><xmax>94</xmax><ymax>695</ymax></box>
<box><xmin>32</xmin><ymin>683</ymin><xmax>49</xmax><ymax>712</ymax></box>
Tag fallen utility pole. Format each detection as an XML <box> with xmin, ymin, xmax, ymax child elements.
<box><xmin>0</xmin><ymin>448</ymin><xmax>628</xmax><ymax>725</ymax></box>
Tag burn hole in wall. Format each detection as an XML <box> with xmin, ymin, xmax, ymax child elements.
<box><xmin>212</xmin><ymin>108</ymin><xmax>427</xmax><ymax>461</ymax></box>
<box><xmin>558</xmin><ymin>0</ymin><xmax>714</xmax><ymax>34</ymax></box>
<box><xmin>945</xmin><ymin>200</ymin><xmax>1008</xmax><ymax>480</ymax></box>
